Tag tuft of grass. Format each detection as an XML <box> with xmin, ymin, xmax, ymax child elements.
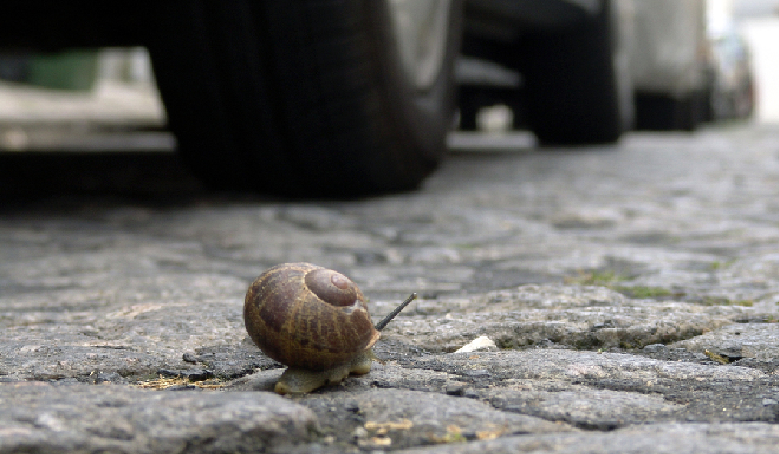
<box><xmin>709</xmin><ymin>259</ymin><xmax>737</xmax><ymax>271</ymax></box>
<box><xmin>699</xmin><ymin>296</ymin><xmax>753</xmax><ymax>307</ymax></box>
<box><xmin>613</xmin><ymin>286</ymin><xmax>673</xmax><ymax>299</ymax></box>
<box><xmin>566</xmin><ymin>270</ymin><xmax>676</xmax><ymax>300</ymax></box>
<box><xmin>565</xmin><ymin>270</ymin><xmax>627</xmax><ymax>286</ymax></box>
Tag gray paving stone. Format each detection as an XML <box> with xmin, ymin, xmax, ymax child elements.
<box><xmin>3</xmin><ymin>125</ymin><xmax>779</xmax><ymax>452</ymax></box>
<box><xmin>674</xmin><ymin>322</ymin><xmax>779</xmax><ymax>360</ymax></box>
<box><xmin>0</xmin><ymin>383</ymin><xmax>317</xmax><ymax>454</ymax></box>
<box><xmin>378</xmin><ymin>285</ymin><xmax>752</xmax><ymax>352</ymax></box>
<box><xmin>391</xmin><ymin>423</ymin><xmax>779</xmax><ymax>454</ymax></box>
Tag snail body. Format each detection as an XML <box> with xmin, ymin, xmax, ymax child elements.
<box><xmin>244</xmin><ymin>262</ymin><xmax>380</xmax><ymax>394</ymax></box>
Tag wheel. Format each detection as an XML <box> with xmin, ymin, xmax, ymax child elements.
<box><xmin>520</xmin><ymin>0</ymin><xmax>633</xmax><ymax>145</ymax></box>
<box><xmin>458</xmin><ymin>86</ymin><xmax>480</xmax><ymax>131</ymax></box>
<box><xmin>146</xmin><ymin>1</ymin><xmax>462</xmax><ymax>197</ymax></box>
<box><xmin>635</xmin><ymin>92</ymin><xmax>701</xmax><ymax>131</ymax></box>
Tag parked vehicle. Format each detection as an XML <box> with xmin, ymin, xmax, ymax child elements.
<box><xmin>0</xmin><ymin>1</ymin><xmax>463</xmax><ymax>197</ymax></box>
<box><xmin>630</xmin><ymin>0</ymin><xmax>709</xmax><ymax>131</ymax></box>
<box><xmin>459</xmin><ymin>0</ymin><xmax>635</xmax><ymax>143</ymax></box>
<box><xmin>459</xmin><ymin>0</ymin><xmax>710</xmax><ymax>137</ymax></box>
<box><xmin>707</xmin><ymin>31</ymin><xmax>755</xmax><ymax>120</ymax></box>
<box><xmin>0</xmin><ymin>1</ymin><xmax>709</xmax><ymax>197</ymax></box>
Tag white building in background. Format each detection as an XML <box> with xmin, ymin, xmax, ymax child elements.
<box><xmin>741</xmin><ymin>18</ymin><xmax>779</xmax><ymax>123</ymax></box>
<box><xmin>730</xmin><ymin>0</ymin><xmax>779</xmax><ymax>123</ymax></box>
<box><xmin>708</xmin><ymin>0</ymin><xmax>735</xmax><ymax>36</ymax></box>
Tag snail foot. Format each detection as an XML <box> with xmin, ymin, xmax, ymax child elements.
<box><xmin>274</xmin><ymin>350</ymin><xmax>374</xmax><ymax>394</ymax></box>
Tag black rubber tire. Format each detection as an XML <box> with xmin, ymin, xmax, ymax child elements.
<box><xmin>520</xmin><ymin>0</ymin><xmax>632</xmax><ymax>145</ymax></box>
<box><xmin>146</xmin><ymin>1</ymin><xmax>461</xmax><ymax>197</ymax></box>
<box><xmin>457</xmin><ymin>86</ymin><xmax>479</xmax><ymax>131</ymax></box>
<box><xmin>635</xmin><ymin>92</ymin><xmax>702</xmax><ymax>132</ymax></box>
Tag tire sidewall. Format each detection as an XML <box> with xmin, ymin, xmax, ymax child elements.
<box><xmin>364</xmin><ymin>0</ymin><xmax>462</xmax><ymax>163</ymax></box>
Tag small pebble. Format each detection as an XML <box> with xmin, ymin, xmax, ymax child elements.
<box><xmin>643</xmin><ymin>344</ymin><xmax>668</xmax><ymax>354</ymax></box>
<box><xmin>446</xmin><ymin>384</ymin><xmax>465</xmax><ymax>396</ymax></box>
<box><xmin>463</xmin><ymin>369</ymin><xmax>491</xmax><ymax>379</ymax></box>
<box><xmin>456</xmin><ymin>335</ymin><xmax>497</xmax><ymax>353</ymax></box>
<box><xmin>182</xmin><ymin>353</ymin><xmax>199</xmax><ymax>363</ymax></box>
<box><xmin>344</xmin><ymin>400</ymin><xmax>360</xmax><ymax>413</ymax></box>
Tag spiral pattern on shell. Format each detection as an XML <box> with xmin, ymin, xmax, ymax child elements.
<box><xmin>244</xmin><ymin>262</ymin><xmax>380</xmax><ymax>371</ymax></box>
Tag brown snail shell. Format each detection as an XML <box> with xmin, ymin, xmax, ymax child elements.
<box><xmin>244</xmin><ymin>262</ymin><xmax>380</xmax><ymax>392</ymax></box>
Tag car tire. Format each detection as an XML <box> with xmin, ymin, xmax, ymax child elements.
<box><xmin>635</xmin><ymin>92</ymin><xmax>702</xmax><ymax>131</ymax></box>
<box><xmin>458</xmin><ymin>86</ymin><xmax>479</xmax><ymax>131</ymax></box>
<box><xmin>520</xmin><ymin>0</ymin><xmax>633</xmax><ymax>145</ymax></box>
<box><xmin>146</xmin><ymin>1</ymin><xmax>461</xmax><ymax>197</ymax></box>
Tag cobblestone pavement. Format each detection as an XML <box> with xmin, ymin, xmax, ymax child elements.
<box><xmin>1</xmin><ymin>124</ymin><xmax>779</xmax><ymax>453</ymax></box>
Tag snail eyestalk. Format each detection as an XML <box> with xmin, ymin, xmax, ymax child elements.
<box><xmin>375</xmin><ymin>293</ymin><xmax>417</xmax><ymax>331</ymax></box>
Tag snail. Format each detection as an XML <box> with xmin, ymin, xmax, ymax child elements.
<box><xmin>244</xmin><ymin>262</ymin><xmax>416</xmax><ymax>394</ymax></box>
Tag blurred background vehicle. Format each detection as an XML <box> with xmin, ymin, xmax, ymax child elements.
<box><xmin>459</xmin><ymin>0</ymin><xmax>710</xmax><ymax>137</ymax></box>
<box><xmin>459</xmin><ymin>0</ymin><xmax>635</xmax><ymax>144</ymax></box>
<box><xmin>0</xmin><ymin>0</ymin><xmax>769</xmax><ymax>197</ymax></box>
<box><xmin>629</xmin><ymin>0</ymin><xmax>709</xmax><ymax>131</ymax></box>
<box><xmin>706</xmin><ymin>30</ymin><xmax>756</xmax><ymax>120</ymax></box>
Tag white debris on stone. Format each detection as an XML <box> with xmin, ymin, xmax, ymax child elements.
<box><xmin>456</xmin><ymin>335</ymin><xmax>496</xmax><ymax>353</ymax></box>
